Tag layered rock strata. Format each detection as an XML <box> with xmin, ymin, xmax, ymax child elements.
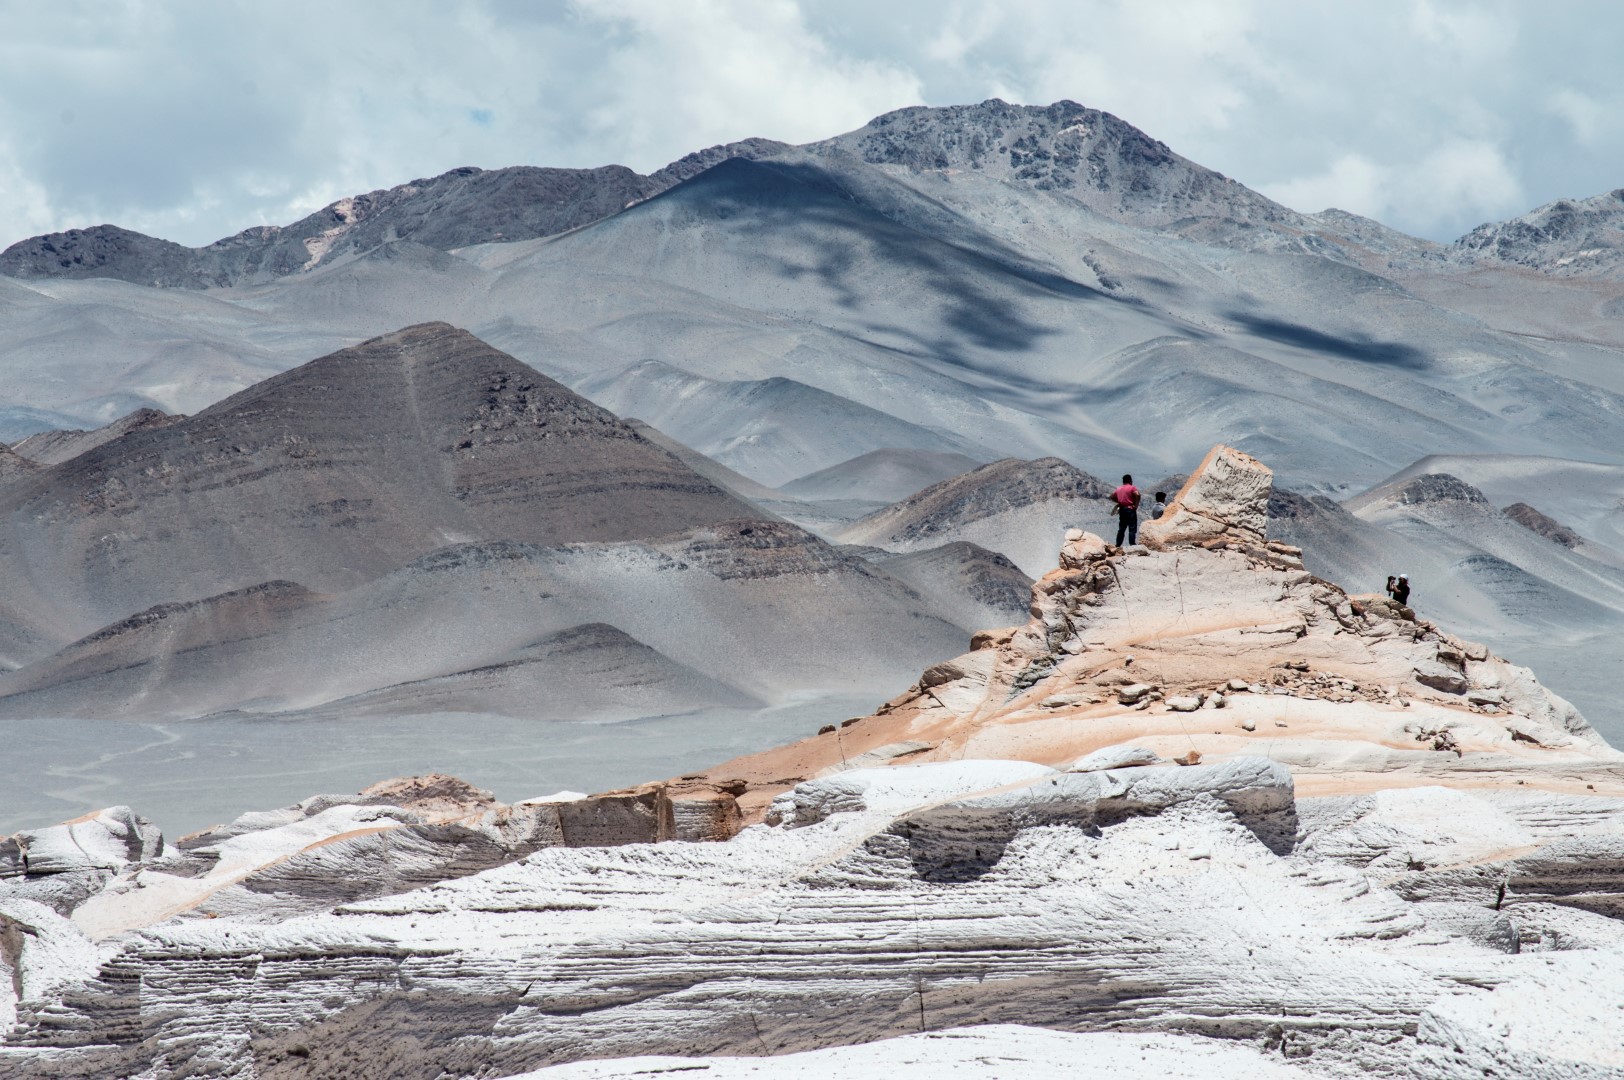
<box><xmin>6</xmin><ymin>445</ymin><xmax>1624</xmax><ymax>1079</ymax></box>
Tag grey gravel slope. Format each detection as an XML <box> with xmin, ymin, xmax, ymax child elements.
<box><xmin>0</xmin><ymin>140</ymin><xmax>791</xmax><ymax>289</ymax></box>
<box><xmin>839</xmin><ymin>457</ymin><xmax>1115</xmax><ymax>577</ymax></box>
<box><xmin>778</xmin><ymin>449</ymin><xmax>982</xmax><ymax>503</ymax></box>
<box><xmin>0</xmin><ymin>323</ymin><xmax>760</xmax><ymax>651</ymax></box>
<box><xmin>0</xmin><ymin>521</ymin><xmax>973</xmax><ymax>720</ymax></box>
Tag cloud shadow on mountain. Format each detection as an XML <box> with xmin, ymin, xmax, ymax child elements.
<box><xmin>1228</xmin><ymin>313</ymin><xmax>1431</xmax><ymax>370</ymax></box>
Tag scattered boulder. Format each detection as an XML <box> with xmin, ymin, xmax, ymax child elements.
<box><xmin>1067</xmin><ymin>745</ymin><xmax>1162</xmax><ymax>772</ymax></box>
<box><xmin>1503</xmin><ymin>502</ymin><xmax>1582</xmax><ymax>549</ymax></box>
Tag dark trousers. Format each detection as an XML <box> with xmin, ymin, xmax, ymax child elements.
<box><xmin>1115</xmin><ymin>508</ymin><xmax>1138</xmax><ymax>546</ymax></box>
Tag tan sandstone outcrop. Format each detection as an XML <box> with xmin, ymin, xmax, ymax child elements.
<box><xmin>1139</xmin><ymin>443</ymin><xmax>1272</xmax><ymax>550</ymax></box>
<box><xmin>684</xmin><ymin>443</ymin><xmax>1622</xmax><ymax>821</ymax></box>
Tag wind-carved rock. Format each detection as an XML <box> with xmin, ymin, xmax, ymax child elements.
<box><xmin>1139</xmin><ymin>443</ymin><xmax>1272</xmax><ymax>550</ymax></box>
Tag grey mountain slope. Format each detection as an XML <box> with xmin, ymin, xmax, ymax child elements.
<box><xmin>808</xmin><ymin>99</ymin><xmax>1299</xmax><ymax>230</ymax></box>
<box><xmin>6</xmin><ymin>103</ymin><xmax>1623</xmax><ymax>499</ymax></box>
<box><xmin>0</xmin><ymin>140</ymin><xmax>792</xmax><ymax>289</ymax></box>
<box><xmin>580</xmin><ymin>359</ymin><xmax>991</xmax><ymax>487</ymax></box>
<box><xmin>0</xmin><ymin>443</ymin><xmax>38</xmax><ymax>479</ymax></box>
<box><xmin>0</xmin><ymin>276</ymin><xmax>320</xmax><ymax>429</ymax></box>
<box><xmin>1345</xmin><ymin>474</ymin><xmax>1624</xmax><ymax>624</ymax></box>
<box><xmin>0</xmin><ymin>522</ymin><xmax>971</xmax><ymax>721</ymax></box>
<box><xmin>860</xmin><ymin>541</ymin><xmax>1033</xmax><ymax>633</ymax></box>
<box><xmin>1356</xmin><ymin>453</ymin><xmax>1624</xmax><ymax>557</ymax></box>
<box><xmin>778</xmin><ymin>449</ymin><xmax>982</xmax><ymax>503</ymax></box>
<box><xmin>0</xmin><ymin>323</ymin><xmax>760</xmax><ymax>648</ymax></box>
<box><xmin>839</xmin><ymin>457</ymin><xmax>1115</xmax><ymax>577</ymax></box>
<box><xmin>620</xmin><ymin>417</ymin><xmax>785</xmax><ymax>504</ymax></box>
<box><xmin>9</xmin><ymin>407</ymin><xmax>184</xmax><ymax>466</ymax></box>
<box><xmin>230</xmin><ymin>623</ymin><xmax>763</xmax><ymax>722</ymax></box>
<box><xmin>0</xmin><ymin>166</ymin><xmax>659</xmax><ymax>287</ymax></box>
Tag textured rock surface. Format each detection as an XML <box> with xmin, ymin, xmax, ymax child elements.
<box><xmin>10</xmin><ymin>755</ymin><xmax>1624</xmax><ymax>1078</ymax></box>
<box><xmin>1141</xmin><ymin>444</ymin><xmax>1273</xmax><ymax>549</ymax></box>
<box><xmin>508</xmin><ymin>1025</ymin><xmax>1324</xmax><ymax>1079</ymax></box>
<box><xmin>1452</xmin><ymin>188</ymin><xmax>1624</xmax><ymax>279</ymax></box>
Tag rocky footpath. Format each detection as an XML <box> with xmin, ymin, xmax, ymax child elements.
<box><xmin>7</xmin><ymin>446</ymin><xmax>1624</xmax><ymax>1078</ymax></box>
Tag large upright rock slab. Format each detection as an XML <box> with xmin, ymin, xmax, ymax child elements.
<box><xmin>1140</xmin><ymin>444</ymin><xmax>1272</xmax><ymax>549</ymax></box>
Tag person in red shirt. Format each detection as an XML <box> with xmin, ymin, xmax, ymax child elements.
<box><xmin>1112</xmin><ymin>474</ymin><xmax>1142</xmax><ymax>547</ymax></box>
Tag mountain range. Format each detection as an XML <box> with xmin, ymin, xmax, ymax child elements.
<box><xmin>1</xmin><ymin>98</ymin><xmax>1623</xmax><ymax>744</ymax></box>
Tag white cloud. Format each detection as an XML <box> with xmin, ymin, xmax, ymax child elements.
<box><xmin>1263</xmin><ymin>154</ymin><xmax>1390</xmax><ymax>219</ymax></box>
<box><xmin>1547</xmin><ymin>88</ymin><xmax>1612</xmax><ymax>148</ymax></box>
<box><xmin>1404</xmin><ymin>139</ymin><xmax>1524</xmax><ymax>225</ymax></box>
<box><xmin>0</xmin><ymin>0</ymin><xmax>1621</xmax><ymax>247</ymax></box>
<box><xmin>568</xmin><ymin>0</ymin><xmax>922</xmax><ymax>161</ymax></box>
<box><xmin>1264</xmin><ymin>140</ymin><xmax>1523</xmax><ymax>235</ymax></box>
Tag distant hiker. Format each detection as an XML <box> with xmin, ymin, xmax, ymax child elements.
<box><xmin>1112</xmin><ymin>474</ymin><xmax>1142</xmax><ymax>546</ymax></box>
<box><xmin>1393</xmin><ymin>574</ymin><xmax>1411</xmax><ymax>606</ymax></box>
<box><xmin>1151</xmin><ymin>491</ymin><xmax>1168</xmax><ymax>520</ymax></box>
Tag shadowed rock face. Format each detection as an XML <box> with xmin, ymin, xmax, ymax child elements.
<box><xmin>0</xmin><ymin>323</ymin><xmax>759</xmax><ymax>638</ymax></box>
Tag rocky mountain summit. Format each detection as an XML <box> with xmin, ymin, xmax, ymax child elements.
<box><xmin>811</xmin><ymin>99</ymin><xmax>1303</xmax><ymax>232</ymax></box>
<box><xmin>1453</xmin><ymin>188</ymin><xmax>1624</xmax><ymax>278</ymax></box>
<box><xmin>5</xmin><ymin>445</ymin><xmax>1624</xmax><ymax>1078</ymax></box>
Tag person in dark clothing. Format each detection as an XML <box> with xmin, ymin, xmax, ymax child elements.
<box><xmin>1112</xmin><ymin>473</ymin><xmax>1141</xmax><ymax>547</ymax></box>
<box><xmin>1393</xmin><ymin>574</ymin><xmax>1411</xmax><ymax>606</ymax></box>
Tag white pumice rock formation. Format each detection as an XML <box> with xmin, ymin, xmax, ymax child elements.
<box><xmin>6</xmin><ymin>444</ymin><xmax>1624</xmax><ymax>1078</ymax></box>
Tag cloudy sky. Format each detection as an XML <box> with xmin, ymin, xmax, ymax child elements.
<box><xmin>2</xmin><ymin>0</ymin><xmax>1621</xmax><ymax>249</ymax></box>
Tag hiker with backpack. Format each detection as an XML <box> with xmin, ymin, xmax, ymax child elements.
<box><xmin>1112</xmin><ymin>474</ymin><xmax>1142</xmax><ymax>547</ymax></box>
